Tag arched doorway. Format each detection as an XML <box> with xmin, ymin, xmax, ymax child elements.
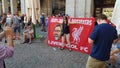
<box><xmin>94</xmin><ymin>0</ymin><xmax>116</xmax><ymax>20</ymax></box>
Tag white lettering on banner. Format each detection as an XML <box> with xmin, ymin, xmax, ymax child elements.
<box><xmin>50</xmin><ymin>18</ymin><xmax>93</xmax><ymax>25</ymax></box>
<box><xmin>71</xmin><ymin>44</ymin><xmax>78</xmax><ymax>49</ymax></box>
<box><xmin>58</xmin><ymin>19</ymin><xmax>63</xmax><ymax>23</ymax></box>
<box><xmin>48</xmin><ymin>40</ymin><xmax>78</xmax><ymax>49</ymax></box>
<box><xmin>50</xmin><ymin>18</ymin><xmax>63</xmax><ymax>23</ymax></box>
<box><xmin>51</xmin><ymin>18</ymin><xmax>58</xmax><ymax>22</ymax></box>
<box><xmin>69</xmin><ymin>19</ymin><xmax>92</xmax><ymax>25</ymax></box>
<box><xmin>48</xmin><ymin>40</ymin><xmax>62</xmax><ymax>46</ymax></box>
<box><xmin>80</xmin><ymin>46</ymin><xmax>88</xmax><ymax>53</ymax></box>
<box><xmin>66</xmin><ymin>44</ymin><xmax>78</xmax><ymax>49</ymax></box>
<box><xmin>72</xmin><ymin>26</ymin><xmax>84</xmax><ymax>44</ymax></box>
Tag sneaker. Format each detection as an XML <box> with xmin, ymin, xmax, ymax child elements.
<box><xmin>44</xmin><ymin>30</ymin><xmax>46</xmax><ymax>32</ymax></box>
<box><xmin>4</xmin><ymin>40</ymin><xmax>7</xmax><ymax>43</ymax></box>
<box><xmin>60</xmin><ymin>47</ymin><xmax>64</xmax><ymax>50</ymax></box>
<box><xmin>28</xmin><ymin>42</ymin><xmax>32</xmax><ymax>44</ymax></box>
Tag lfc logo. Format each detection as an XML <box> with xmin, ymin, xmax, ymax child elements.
<box><xmin>71</xmin><ymin>26</ymin><xmax>84</xmax><ymax>44</ymax></box>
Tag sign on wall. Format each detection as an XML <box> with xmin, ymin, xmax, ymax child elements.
<box><xmin>102</xmin><ymin>8</ymin><xmax>114</xmax><ymax>20</ymax></box>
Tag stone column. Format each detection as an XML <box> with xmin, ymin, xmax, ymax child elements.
<box><xmin>20</xmin><ymin>0</ymin><xmax>26</xmax><ymax>14</ymax></box>
<box><xmin>2</xmin><ymin>0</ymin><xmax>9</xmax><ymax>13</ymax></box>
<box><xmin>85</xmin><ymin>0</ymin><xmax>94</xmax><ymax>18</ymax></box>
<box><xmin>47</xmin><ymin>0</ymin><xmax>52</xmax><ymax>16</ymax></box>
<box><xmin>75</xmin><ymin>0</ymin><xmax>86</xmax><ymax>17</ymax></box>
<box><xmin>65</xmin><ymin>0</ymin><xmax>76</xmax><ymax>17</ymax></box>
<box><xmin>66</xmin><ymin>0</ymin><xmax>94</xmax><ymax>18</ymax></box>
<box><xmin>10</xmin><ymin>0</ymin><xmax>17</xmax><ymax>14</ymax></box>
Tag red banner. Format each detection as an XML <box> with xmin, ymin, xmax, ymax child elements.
<box><xmin>46</xmin><ymin>17</ymin><xmax>95</xmax><ymax>54</ymax></box>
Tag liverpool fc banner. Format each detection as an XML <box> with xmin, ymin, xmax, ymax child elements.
<box><xmin>46</xmin><ymin>17</ymin><xmax>95</xmax><ymax>54</ymax></box>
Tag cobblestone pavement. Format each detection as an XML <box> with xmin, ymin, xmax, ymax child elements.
<box><xmin>1</xmin><ymin>26</ymin><xmax>120</xmax><ymax>68</ymax></box>
<box><xmin>0</xmin><ymin>26</ymin><xmax>88</xmax><ymax>68</ymax></box>
<box><xmin>4</xmin><ymin>39</ymin><xmax>88</xmax><ymax>68</ymax></box>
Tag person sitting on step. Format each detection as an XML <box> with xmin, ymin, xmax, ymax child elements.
<box><xmin>109</xmin><ymin>39</ymin><xmax>120</xmax><ymax>68</ymax></box>
<box><xmin>22</xmin><ymin>26</ymin><xmax>34</xmax><ymax>44</ymax></box>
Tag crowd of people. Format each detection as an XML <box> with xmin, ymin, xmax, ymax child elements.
<box><xmin>0</xmin><ymin>12</ymin><xmax>43</xmax><ymax>44</ymax></box>
<box><xmin>0</xmin><ymin>12</ymin><xmax>120</xmax><ymax>68</ymax></box>
<box><xmin>0</xmin><ymin>12</ymin><xmax>49</xmax><ymax>68</ymax></box>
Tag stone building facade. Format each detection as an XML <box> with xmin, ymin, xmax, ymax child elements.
<box><xmin>0</xmin><ymin>0</ymin><xmax>18</xmax><ymax>15</ymax></box>
<box><xmin>0</xmin><ymin>0</ymin><xmax>116</xmax><ymax>18</ymax></box>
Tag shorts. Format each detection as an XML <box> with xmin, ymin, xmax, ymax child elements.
<box><xmin>13</xmin><ymin>26</ymin><xmax>20</xmax><ymax>33</ymax></box>
<box><xmin>86</xmin><ymin>56</ymin><xmax>106</xmax><ymax>68</ymax></box>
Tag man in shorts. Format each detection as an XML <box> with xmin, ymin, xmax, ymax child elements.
<box><xmin>12</xmin><ymin>13</ymin><xmax>21</xmax><ymax>39</ymax></box>
<box><xmin>86</xmin><ymin>14</ymin><xmax>118</xmax><ymax>68</ymax></box>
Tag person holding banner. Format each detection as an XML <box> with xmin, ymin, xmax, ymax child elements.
<box><xmin>86</xmin><ymin>14</ymin><xmax>118</xmax><ymax>68</ymax></box>
<box><xmin>60</xmin><ymin>16</ymin><xmax>71</xmax><ymax>51</ymax></box>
